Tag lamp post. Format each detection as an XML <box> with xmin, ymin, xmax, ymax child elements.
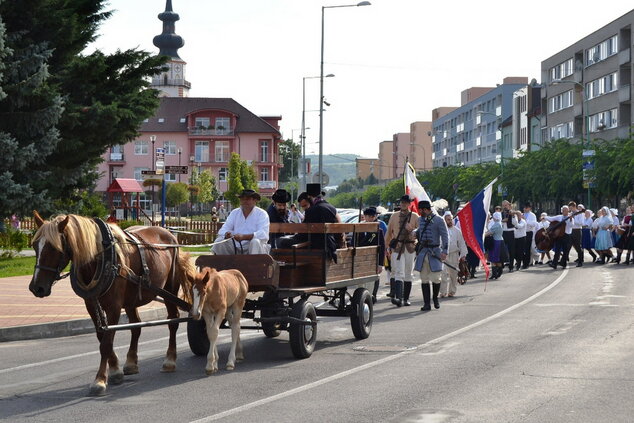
<box><xmin>304</xmin><ymin>75</ymin><xmax>332</xmax><ymax>192</ymax></box>
<box><xmin>318</xmin><ymin>1</ymin><xmax>371</xmax><ymax>187</ymax></box>
<box><xmin>150</xmin><ymin>135</ymin><xmax>156</xmax><ymax>221</ymax></box>
<box><xmin>551</xmin><ymin>79</ymin><xmax>591</xmax><ymax>209</ymax></box>
<box><xmin>177</xmin><ymin>147</ymin><xmax>182</xmax><ymax>183</ymax></box>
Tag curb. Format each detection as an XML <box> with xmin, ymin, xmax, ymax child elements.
<box><xmin>0</xmin><ymin>307</ymin><xmax>168</xmax><ymax>343</ymax></box>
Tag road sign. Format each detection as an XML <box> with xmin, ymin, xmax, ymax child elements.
<box><xmin>312</xmin><ymin>171</ymin><xmax>329</xmax><ymax>186</ymax></box>
<box><xmin>165</xmin><ymin>165</ymin><xmax>188</xmax><ymax>174</ymax></box>
<box><xmin>582</xmin><ymin>150</ymin><xmax>595</xmax><ymax>157</ymax></box>
<box><xmin>141</xmin><ymin>170</ymin><xmax>157</xmax><ymax>175</ymax></box>
<box><xmin>155</xmin><ymin>147</ymin><xmax>165</xmax><ymax>159</ymax></box>
<box><xmin>582</xmin><ymin>160</ymin><xmax>594</xmax><ymax>170</ymax></box>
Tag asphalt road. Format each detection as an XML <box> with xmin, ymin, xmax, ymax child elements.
<box><xmin>1</xmin><ymin>263</ymin><xmax>633</xmax><ymax>423</ymax></box>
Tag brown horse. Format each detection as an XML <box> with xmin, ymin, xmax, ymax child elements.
<box><xmin>28</xmin><ymin>212</ymin><xmax>194</xmax><ymax>396</ymax></box>
<box><xmin>190</xmin><ymin>267</ymin><xmax>248</xmax><ymax>375</ymax></box>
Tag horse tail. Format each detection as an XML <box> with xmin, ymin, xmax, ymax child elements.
<box><xmin>176</xmin><ymin>251</ymin><xmax>195</xmax><ymax>304</ymax></box>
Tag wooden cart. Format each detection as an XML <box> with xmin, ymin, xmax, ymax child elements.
<box><xmin>187</xmin><ymin>222</ymin><xmax>381</xmax><ymax>359</ymax></box>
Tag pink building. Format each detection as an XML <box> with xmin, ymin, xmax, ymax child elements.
<box><xmin>95</xmin><ymin>1</ymin><xmax>282</xmax><ymax>207</ymax></box>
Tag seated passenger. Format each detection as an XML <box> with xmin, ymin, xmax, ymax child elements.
<box><xmin>212</xmin><ymin>189</ymin><xmax>270</xmax><ymax>255</ymax></box>
<box><xmin>267</xmin><ymin>189</ymin><xmax>290</xmax><ymax>248</ymax></box>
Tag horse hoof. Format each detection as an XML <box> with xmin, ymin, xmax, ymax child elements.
<box><xmin>88</xmin><ymin>381</ymin><xmax>107</xmax><ymax>396</ymax></box>
<box><xmin>123</xmin><ymin>364</ymin><xmax>139</xmax><ymax>375</ymax></box>
<box><xmin>226</xmin><ymin>364</ymin><xmax>235</xmax><ymax>371</ymax></box>
<box><xmin>160</xmin><ymin>363</ymin><xmax>176</xmax><ymax>373</ymax></box>
<box><xmin>205</xmin><ymin>368</ymin><xmax>218</xmax><ymax>375</ymax></box>
<box><xmin>108</xmin><ymin>370</ymin><xmax>124</xmax><ymax>385</ymax></box>
<box><xmin>236</xmin><ymin>357</ymin><xmax>244</xmax><ymax>362</ymax></box>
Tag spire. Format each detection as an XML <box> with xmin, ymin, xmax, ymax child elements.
<box><xmin>153</xmin><ymin>0</ymin><xmax>184</xmax><ymax>59</ymax></box>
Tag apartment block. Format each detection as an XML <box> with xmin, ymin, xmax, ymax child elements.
<box><xmin>409</xmin><ymin>121</ymin><xmax>433</xmax><ymax>171</ymax></box>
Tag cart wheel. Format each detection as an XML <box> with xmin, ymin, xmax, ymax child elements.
<box><xmin>289</xmin><ymin>300</ymin><xmax>317</xmax><ymax>359</ymax></box>
<box><xmin>187</xmin><ymin>319</ymin><xmax>209</xmax><ymax>356</ymax></box>
<box><xmin>350</xmin><ymin>288</ymin><xmax>373</xmax><ymax>340</ymax></box>
<box><xmin>261</xmin><ymin>308</ymin><xmax>283</xmax><ymax>338</ymax></box>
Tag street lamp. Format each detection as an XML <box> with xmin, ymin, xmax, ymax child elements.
<box><xmin>150</xmin><ymin>135</ymin><xmax>156</xmax><ymax>220</ymax></box>
<box><xmin>551</xmin><ymin>78</ymin><xmax>591</xmax><ymax>209</ymax></box>
<box><xmin>177</xmin><ymin>147</ymin><xmax>182</xmax><ymax>183</ymax></box>
<box><xmin>304</xmin><ymin>74</ymin><xmax>332</xmax><ymax>192</ymax></box>
<box><xmin>318</xmin><ymin>1</ymin><xmax>371</xmax><ymax>187</ymax></box>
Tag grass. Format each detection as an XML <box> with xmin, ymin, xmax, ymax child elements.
<box><xmin>181</xmin><ymin>246</ymin><xmax>211</xmax><ymax>254</ymax></box>
<box><xmin>0</xmin><ymin>256</ymin><xmax>36</xmax><ymax>278</ymax></box>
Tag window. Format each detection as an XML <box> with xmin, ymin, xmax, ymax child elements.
<box><xmin>163</xmin><ymin>141</ymin><xmax>177</xmax><ymax>155</ymax></box>
<box><xmin>548</xmin><ymin>90</ymin><xmax>573</xmax><ymax>114</ymax></box>
<box><xmin>134</xmin><ymin>140</ymin><xmax>148</xmax><ymax>155</ymax></box>
<box><xmin>195</xmin><ymin>141</ymin><xmax>209</xmax><ymax>162</ymax></box>
<box><xmin>549</xmin><ymin>121</ymin><xmax>574</xmax><ymax>140</ymax></box>
<box><xmin>589</xmin><ymin>108</ymin><xmax>618</xmax><ymax>132</ymax></box>
<box><xmin>164</xmin><ymin>173</ymin><xmax>176</xmax><ymax>182</ymax></box>
<box><xmin>218</xmin><ymin>167</ymin><xmax>228</xmax><ymax>182</ymax></box>
<box><xmin>215</xmin><ymin>117</ymin><xmax>230</xmax><ymax>134</ymax></box>
<box><xmin>549</xmin><ymin>58</ymin><xmax>574</xmax><ymax>81</ymax></box>
<box><xmin>586</xmin><ymin>72</ymin><xmax>618</xmax><ymax>100</ymax></box>
<box><xmin>195</xmin><ymin>117</ymin><xmax>210</xmax><ymax>128</ymax></box>
<box><xmin>215</xmin><ymin>141</ymin><xmax>229</xmax><ymax>162</ymax></box>
<box><xmin>110</xmin><ymin>145</ymin><xmax>124</xmax><ymax>161</ymax></box>
<box><xmin>260</xmin><ymin>140</ymin><xmax>269</xmax><ymax>162</ymax></box>
<box><xmin>260</xmin><ymin>167</ymin><xmax>269</xmax><ymax>181</ymax></box>
<box><xmin>134</xmin><ymin>167</ymin><xmax>149</xmax><ymax>181</ymax></box>
<box><xmin>586</xmin><ymin>35</ymin><xmax>618</xmax><ymax>67</ymax></box>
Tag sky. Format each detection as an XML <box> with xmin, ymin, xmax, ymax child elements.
<box><xmin>91</xmin><ymin>0</ymin><xmax>634</xmax><ymax>158</ymax></box>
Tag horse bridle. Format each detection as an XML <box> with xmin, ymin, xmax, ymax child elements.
<box><xmin>35</xmin><ymin>234</ymin><xmax>72</xmax><ymax>284</ymax></box>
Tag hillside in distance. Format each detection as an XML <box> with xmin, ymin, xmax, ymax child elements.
<box><xmin>306</xmin><ymin>154</ymin><xmax>359</xmax><ymax>186</ymax></box>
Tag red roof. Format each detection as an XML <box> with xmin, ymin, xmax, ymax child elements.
<box><xmin>107</xmin><ymin>178</ymin><xmax>144</xmax><ymax>193</ymax></box>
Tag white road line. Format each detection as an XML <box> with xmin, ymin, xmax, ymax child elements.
<box><xmin>0</xmin><ymin>320</ymin><xmax>256</xmax><ymax>375</ymax></box>
<box><xmin>191</xmin><ymin>269</ymin><xmax>570</xmax><ymax>423</ymax></box>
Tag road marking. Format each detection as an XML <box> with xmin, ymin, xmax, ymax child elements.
<box><xmin>0</xmin><ymin>320</ymin><xmax>256</xmax><ymax>375</ymax></box>
<box><xmin>190</xmin><ymin>269</ymin><xmax>570</xmax><ymax>423</ymax></box>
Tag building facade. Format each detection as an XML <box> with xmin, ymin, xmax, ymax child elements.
<box><xmin>377</xmin><ymin>140</ymin><xmax>394</xmax><ymax>181</ymax></box>
<box><xmin>431</xmin><ymin>77</ymin><xmax>529</xmax><ymax>168</ymax></box>
<box><xmin>541</xmin><ymin>9</ymin><xmax>634</xmax><ymax>144</ymax></box>
<box><xmin>355</xmin><ymin>158</ymin><xmax>379</xmax><ymax>180</ymax></box>
<box><xmin>409</xmin><ymin>121</ymin><xmax>432</xmax><ymax>171</ymax></box>
<box><xmin>96</xmin><ymin>1</ymin><xmax>282</xmax><ymax>206</ymax></box>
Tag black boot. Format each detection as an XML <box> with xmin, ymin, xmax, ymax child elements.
<box><xmin>391</xmin><ymin>280</ymin><xmax>403</xmax><ymax>307</ymax></box>
<box><xmin>386</xmin><ymin>278</ymin><xmax>395</xmax><ymax>298</ymax></box>
<box><xmin>432</xmin><ymin>283</ymin><xmax>440</xmax><ymax>309</ymax></box>
<box><xmin>372</xmin><ymin>279</ymin><xmax>380</xmax><ymax>304</ymax></box>
<box><xmin>403</xmin><ymin>282</ymin><xmax>412</xmax><ymax>306</ymax></box>
<box><xmin>420</xmin><ymin>283</ymin><xmax>431</xmax><ymax>311</ymax></box>
<box><xmin>615</xmin><ymin>252</ymin><xmax>622</xmax><ymax>264</ymax></box>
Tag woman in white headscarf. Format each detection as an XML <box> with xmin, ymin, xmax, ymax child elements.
<box><xmin>594</xmin><ymin>207</ymin><xmax>614</xmax><ymax>264</ymax></box>
<box><xmin>581</xmin><ymin>209</ymin><xmax>598</xmax><ymax>262</ymax></box>
<box><xmin>485</xmin><ymin>212</ymin><xmax>506</xmax><ymax>279</ymax></box>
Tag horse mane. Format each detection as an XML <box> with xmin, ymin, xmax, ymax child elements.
<box><xmin>33</xmin><ymin>214</ymin><xmax>134</xmax><ymax>267</ymax></box>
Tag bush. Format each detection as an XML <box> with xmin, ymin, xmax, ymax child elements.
<box><xmin>118</xmin><ymin>220</ymin><xmax>144</xmax><ymax>230</ymax></box>
<box><xmin>258</xmin><ymin>197</ymin><xmax>272</xmax><ymax>210</ymax></box>
<box><xmin>0</xmin><ymin>227</ymin><xmax>30</xmax><ymax>258</ymax></box>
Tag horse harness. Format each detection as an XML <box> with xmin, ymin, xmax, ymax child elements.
<box><xmin>66</xmin><ymin>218</ymin><xmax>190</xmax><ymax>331</ymax></box>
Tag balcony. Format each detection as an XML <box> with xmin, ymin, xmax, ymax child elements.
<box><xmin>188</xmin><ymin>127</ymin><xmax>235</xmax><ymax>136</ymax></box>
<box><xmin>619</xmin><ymin>48</ymin><xmax>631</xmax><ymax>66</ymax></box>
<box><xmin>108</xmin><ymin>152</ymin><xmax>125</xmax><ymax>163</ymax></box>
<box><xmin>619</xmin><ymin>85</ymin><xmax>631</xmax><ymax>103</ymax></box>
<box><xmin>151</xmin><ymin>77</ymin><xmax>192</xmax><ymax>88</ymax></box>
<box><xmin>257</xmin><ymin>181</ymin><xmax>277</xmax><ymax>190</ymax></box>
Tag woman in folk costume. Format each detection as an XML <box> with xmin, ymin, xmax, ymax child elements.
<box><xmin>581</xmin><ymin>209</ymin><xmax>598</xmax><ymax>263</ymax></box>
<box><xmin>615</xmin><ymin>206</ymin><xmax>633</xmax><ymax>265</ymax></box>
<box><xmin>536</xmin><ymin>212</ymin><xmax>553</xmax><ymax>265</ymax></box>
<box><xmin>594</xmin><ymin>207</ymin><xmax>615</xmax><ymax>264</ymax></box>
<box><xmin>486</xmin><ymin>212</ymin><xmax>507</xmax><ymax>279</ymax></box>
<box><xmin>610</xmin><ymin>208</ymin><xmax>622</xmax><ymax>263</ymax></box>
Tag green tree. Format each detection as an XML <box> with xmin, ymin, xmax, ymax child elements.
<box><xmin>0</xmin><ymin>3</ymin><xmax>64</xmax><ymax>218</ymax></box>
<box><xmin>166</xmin><ymin>182</ymin><xmax>189</xmax><ymax>208</ymax></box>
<box><xmin>363</xmin><ymin>185</ymin><xmax>383</xmax><ymax>206</ymax></box>
<box><xmin>279</xmin><ymin>139</ymin><xmax>301</xmax><ymax>182</ymax></box>
<box><xmin>380</xmin><ymin>179</ymin><xmax>405</xmax><ymax>205</ymax></box>
<box><xmin>364</xmin><ymin>173</ymin><xmax>379</xmax><ymax>185</ymax></box>
<box><xmin>0</xmin><ymin>0</ymin><xmax>167</xmax><ymax>216</ymax></box>
<box><xmin>240</xmin><ymin>160</ymin><xmax>258</xmax><ymax>192</ymax></box>
<box><xmin>198</xmin><ymin>170</ymin><xmax>219</xmax><ymax>206</ymax></box>
<box><xmin>226</xmin><ymin>153</ymin><xmax>244</xmax><ymax>207</ymax></box>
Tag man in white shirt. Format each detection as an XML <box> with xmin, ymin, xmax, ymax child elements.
<box><xmin>545</xmin><ymin>205</ymin><xmax>574</xmax><ymax>269</ymax></box>
<box><xmin>523</xmin><ymin>202</ymin><xmax>538</xmax><ymax>268</ymax></box>
<box><xmin>501</xmin><ymin>201</ymin><xmax>517</xmax><ymax>272</ymax></box>
<box><xmin>569</xmin><ymin>201</ymin><xmax>585</xmax><ymax>267</ymax></box>
<box><xmin>212</xmin><ymin>189</ymin><xmax>270</xmax><ymax>255</ymax></box>
<box><xmin>440</xmin><ymin>212</ymin><xmax>467</xmax><ymax>298</ymax></box>
<box><xmin>512</xmin><ymin>211</ymin><xmax>527</xmax><ymax>271</ymax></box>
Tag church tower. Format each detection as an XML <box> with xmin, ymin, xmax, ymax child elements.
<box><xmin>151</xmin><ymin>0</ymin><xmax>190</xmax><ymax>97</ymax></box>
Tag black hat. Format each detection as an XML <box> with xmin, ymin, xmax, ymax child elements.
<box><xmin>272</xmin><ymin>189</ymin><xmax>291</xmax><ymax>203</ymax></box>
<box><xmin>524</xmin><ymin>202</ymin><xmax>532</xmax><ymax>208</ymax></box>
<box><xmin>418</xmin><ymin>200</ymin><xmax>432</xmax><ymax>210</ymax></box>
<box><xmin>238</xmin><ymin>189</ymin><xmax>261</xmax><ymax>201</ymax></box>
<box><xmin>306</xmin><ymin>183</ymin><xmax>321</xmax><ymax>197</ymax></box>
<box><xmin>399</xmin><ymin>195</ymin><xmax>412</xmax><ymax>203</ymax></box>
<box><xmin>363</xmin><ymin>207</ymin><xmax>377</xmax><ymax>216</ymax></box>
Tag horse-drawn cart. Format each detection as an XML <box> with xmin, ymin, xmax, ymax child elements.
<box><xmin>187</xmin><ymin>222</ymin><xmax>381</xmax><ymax>359</ymax></box>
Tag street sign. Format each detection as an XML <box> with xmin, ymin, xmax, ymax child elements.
<box><xmin>155</xmin><ymin>147</ymin><xmax>165</xmax><ymax>159</ymax></box>
<box><xmin>582</xmin><ymin>160</ymin><xmax>594</xmax><ymax>170</ymax></box>
<box><xmin>141</xmin><ymin>170</ymin><xmax>157</xmax><ymax>175</ymax></box>
<box><xmin>165</xmin><ymin>165</ymin><xmax>188</xmax><ymax>174</ymax></box>
<box><xmin>312</xmin><ymin>171</ymin><xmax>329</xmax><ymax>186</ymax></box>
<box><xmin>582</xmin><ymin>150</ymin><xmax>595</xmax><ymax>157</ymax></box>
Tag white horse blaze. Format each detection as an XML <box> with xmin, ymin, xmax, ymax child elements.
<box><xmin>33</xmin><ymin>238</ymin><xmax>46</xmax><ymax>282</ymax></box>
<box><xmin>192</xmin><ymin>288</ymin><xmax>201</xmax><ymax>318</ymax></box>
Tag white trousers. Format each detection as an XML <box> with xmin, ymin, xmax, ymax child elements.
<box><xmin>419</xmin><ymin>254</ymin><xmax>442</xmax><ymax>284</ymax></box>
<box><xmin>212</xmin><ymin>238</ymin><xmax>270</xmax><ymax>255</ymax></box>
<box><xmin>441</xmin><ymin>251</ymin><xmax>459</xmax><ymax>295</ymax></box>
<box><xmin>390</xmin><ymin>250</ymin><xmax>414</xmax><ymax>282</ymax></box>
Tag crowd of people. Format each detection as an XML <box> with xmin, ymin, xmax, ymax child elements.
<box><xmin>210</xmin><ymin>187</ymin><xmax>633</xmax><ymax>313</ymax></box>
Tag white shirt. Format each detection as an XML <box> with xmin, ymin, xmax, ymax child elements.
<box><xmin>572</xmin><ymin>212</ymin><xmax>584</xmax><ymax>229</ymax></box>
<box><xmin>513</xmin><ymin>218</ymin><xmax>527</xmax><ymax>238</ymax></box>
<box><xmin>289</xmin><ymin>209</ymin><xmax>304</xmax><ymax>223</ymax></box>
<box><xmin>545</xmin><ymin>214</ymin><xmax>573</xmax><ymax>235</ymax></box>
<box><xmin>503</xmin><ymin>214</ymin><xmax>517</xmax><ymax>232</ymax></box>
<box><xmin>524</xmin><ymin>211</ymin><xmax>537</xmax><ymax>232</ymax></box>
<box><xmin>447</xmin><ymin>225</ymin><xmax>467</xmax><ymax>258</ymax></box>
<box><xmin>583</xmin><ymin>217</ymin><xmax>594</xmax><ymax>228</ymax></box>
<box><xmin>216</xmin><ymin>206</ymin><xmax>270</xmax><ymax>247</ymax></box>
